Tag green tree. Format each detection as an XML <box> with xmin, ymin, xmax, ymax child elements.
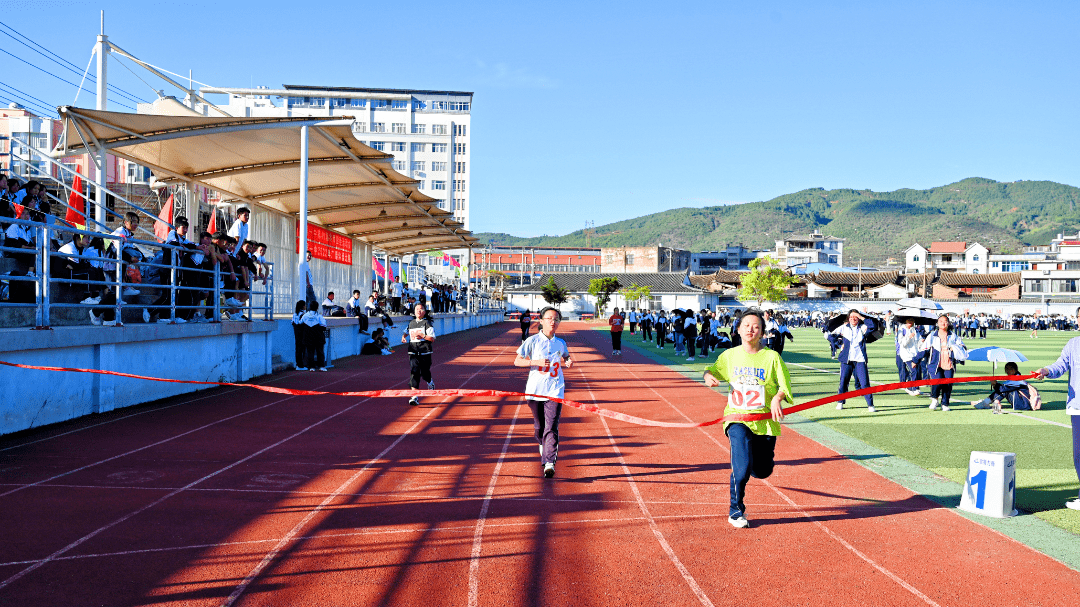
<box><xmin>618</xmin><ymin>282</ymin><xmax>652</xmax><ymax>310</ymax></box>
<box><xmin>540</xmin><ymin>276</ymin><xmax>570</xmax><ymax>306</ymax></box>
<box><xmin>738</xmin><ymin>255</ymin><xmax>797</xmax><ymax>307</ymax></box>
<box><xmin>588</xmin><ymin>277</ymin><xmax>621</xmax><ymax>315</ymax></box>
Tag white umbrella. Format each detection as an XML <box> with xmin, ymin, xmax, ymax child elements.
<box><xmin>897</xmin><ymin>296</ymin><xmax>942</xmax><ymax>310</ymax></box>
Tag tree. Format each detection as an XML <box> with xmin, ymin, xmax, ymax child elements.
<box><xmin>588</xmin><ymin>277</ymin><xmax>621</xmax><ymax>315</ymax></box>
<box><xmin>540</xmin><ymin>276</ymin><xmax>570</xmax><ymax>306</ymax></box>
<box><xmin>618</xmin><ymin>282</ymin><xmax>652</xmax><ymax>310</ymax></box>
<box><xmin>738</xmin><ymin>255</ymin><xmax>797</xmax><ymax>307</ymax></box>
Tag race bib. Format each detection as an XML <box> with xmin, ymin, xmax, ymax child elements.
<box><xmin>728</xmin><ymin>384</ymin><xmax>766</xmax><ymax>411</ymax></box>
<box><xmin>537</xmin><ymin>357</ymin><xmax>562</xmax><ymax>378</ymax></box>
<box><xmin>410</xmin><ymin>328</ymin><xmax>427</xmax><ymax>341</ymax></box>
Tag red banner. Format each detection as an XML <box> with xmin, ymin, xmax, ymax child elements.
<box><xmin>296</xmin><ymin>220</ymin><xmax>353</xmax><ymax>265</ymax></box>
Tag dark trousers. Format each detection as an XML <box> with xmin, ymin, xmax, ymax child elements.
<box><xmin>685</xmin><ymin>332</ymin><xmax>696</xmax><ymax>357</ymax></box>
<box><xmin>931</xmin><ymin>367</ymin><xmax>955</xmax><ymax>406</ymax></box>
<box><xmin>895</xmin><ymin>354</ymin><xmax>905</xmax><ymax>382</ymax></box>
<box><xmin>611</xmin><ymin>331</ymin><xmax>622</xmax><ymax>351</ymax></box>
<box><xmin>642</xmin><ymin>320</ymin><xmax>652</xmax><ymax>341</ymax></box>
<box><xmin>528</xmin><ymin>399</ymin><xmax>563</xmax><ymax>465</ymax></box>
<box><xmin>726</xmin><ymin>423</ymin><xmax>776</xmax><ymax>518</ymax></box>
<box><xmin>838</xmin><ymin>361</ymin><xmax>873</xmax><ymax>406</ymax></box>
<box><xmin>303</xmin><ymin>325</ymin><xmax>326</xmax><ymax>369</ymax></box>
<box><xmin>657</xmin><ymin>326</ymin><xmax>666</xmax><ymax>348</ymax></box>
<box><xmin>980</xmin><ymin>327</ymin><xmax>988</xmax><ymax>339</ymax></box>
<box><xmin>521</xmin><ymin>325</ymin><xmax>530</xmax><ymax>342</ymax></box>
<box><xmin>409</xmin><ymin>354</ymin><xmax>432</xmax><ymax>388</ymax></box>
<box><xmin>629</xmin><ymin>321</ymin><xmax>637</xmax><ymax>334</ymax></box>
<box><xmin>1073</xmin><ymin>416</ymin><xmax>1080</xmax><ymax>499</ymax></box>
<box><xmin>293</xmin><ymin>324</ymin><xmax>306</xmax><ymax>367</ymax></box>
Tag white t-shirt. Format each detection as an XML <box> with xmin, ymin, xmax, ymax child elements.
<box><xmin>517</xmin><ymin>332</ymin><xmax>571</xmax><ymax>401</ymax></box>
<box><xmin>227</xmin><ymin>219</ymin><xmax>249</xmax><ymax>246</ymax></box>
<box><xmin>392</xmin><ymin>282</ymin><xmax>403</xmax><ymax>297</ymax></box>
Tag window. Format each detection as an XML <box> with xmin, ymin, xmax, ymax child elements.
<box><xmin>412</xmin><ymin>143</ymin><xmax>427</xmax><ymax>153</ymax></box>
<box><xmin>432</xmin><ymin>124</ymin><xmax>448</xmax><ymax>135</ymax></box>
<box><xmin>391</xmin><ymin>142</ymin><xmax>407</xmax><ymax>152</ymax></box>
<box><xmin>432</xmin><ymin>180</ymin><xmax>447</xmax><ymax>190</ymax></box>
<box><xmin>437</xmin><ymin>200</ymin><xmax>447</xmax><ymax>210</ymax></box>
<box><xmin>311</xmin><ymin>97</ymin><xmax>325</xmax><ymax>106</ymax></box>
<box><xmin>391</xmin><ymin>99</ymin><xmax>408</xmax><ymax>110</ymax></box>
<box><xmin>453</xmin><ymin>124</ymin><xmax>467</xmax><ymax>136</ymax></box>
<box><xmin>413</xmin><ymin>99</ymin><xmax>426</xmax><ymax>110</ymax></box>
<box><xmin>626</xmin><ymin>254</ymin><xmax>634</xmax><ymax>265</ymax></box>
<box><xmin>392</xmin><ymin>123</ymin><xmax>406</xmax><ymax>134</ymax></box>
<box><xmin>432</xmin><ymin>143</ymin><xmax>447</xmax><ymax>153</ymax></box>
<box><xmin>453</xmin><ymin>179</ymin><xmax>465</xmax><ymax>191</ymax></box>
<box><xmin>392</xmin><ymin>160</ymin><xmax>407</xmax><ymax>171</ymax></box>
<box><xmin>371</xmin><ymin>122</ymin><xmax>386</xmax><ymax>133</ymax></box>
<box><xmin>411</xmin><ymin>161</ymin><xmax>425</xmax><ymax>172</ymax></box>
<box><xmin>354</xmin><ymin>122</ymin><xmax>366</xmax><ymax>132</ymax></box>
<box><xmin>371</xmin><ymin>100</ymin><xmax>390</xmax><ymax>109</ymax></box>
<box><xmin>913</xmin><ymin>255</ymin><xmax>920</xmax><ymax>262</ymax></box>
<box><xmin>454</xmin><ymin>143</ymin><xmax>466</xmax><ymax>155</ymax></box>
<box><xmin>992</xmin><ymin>261</ymin><xmax>999</xmax><ymax>268</ymax></box>
<box><xmin>972</xmin><ymin>254</ymin><xmax>980</xmax><ymax>261</ymax></box>
<box><xmin>432</xmin><ymin>101</ymin><xmax>448</xmax><ymax>111</ymax></box>
<box><xmin>1053</xmin><ymin>279</ymin><xmax>1078</xmax><ymax>293</ymax></box>
<box><xmin>1002</xmin><ymin>261</ymin><xmax>1030</xmax><ymax>272</ymax></box>
<box><xmin>431</xmin><ymin>161</ymin><xmax>447</xmax><ymax>172</ymax></box>
<box><xmin>412</xmin><ymin>124</ymin><xmax>426</xmax><ymax>134</ymax></box>
<box><xmin>973</xmin><ymin>269</ymin><xmax>979</xmax><ymax>274</ymax></box>
<box><xmin>416</xmin><ymin>180</ymin><xmax>426</xmax><ymax>189</ymax></box>
<box><xmin>369</xmin><ymin>141</ymin><xmax>385</xmax><ymax>151</ymax></box>
<box><xmin>332</xmin><ymin>98</ymin><xmax>347</xmax><ymax>107</ymax></box>
<box><xmin>449</xmin><ymin>101</ymin><xmax>470</xmax><ymax>111</ymax></box>
<box><xmin>1025</xmin><ymin>279</ymin><xmax>1047</xmax><ymax>293</ymax></box>
<box><xmin>453</xmin><ymin>198</ymin><xmax>465</xmax><ymax>210</ymax></box>
<box><xmin>351</xmin><ymin>98</ymin><xmax>367</xmax><ymax>107</ymax></box>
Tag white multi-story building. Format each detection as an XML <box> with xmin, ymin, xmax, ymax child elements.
<box><xmin>207</xmin><ymin>85</ymin><xmax>473</xmax><ymax>231</ymax></box>
<box><xmin>774</xmin><ymin>229</ymin><xmax>844</xmax><ymax>269</ymax></box>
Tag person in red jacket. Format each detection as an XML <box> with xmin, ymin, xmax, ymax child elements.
<box><xmin>608</xmin><ymin>307</ymin><xmax>625</xmax><ymax>356</ymax></box>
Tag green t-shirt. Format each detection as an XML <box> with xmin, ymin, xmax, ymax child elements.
<box><xmin>705</xmin><ymin>346</ymin><xmax>794</xmax><ymax>437</ymax></box>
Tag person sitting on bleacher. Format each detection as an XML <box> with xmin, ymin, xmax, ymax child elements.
<box><xmin>3</xmin><ymin>202</ymin><xmax>36</xmax><ymax>275</ymax></box>
<box><xmin>57</xmin><ymin>233</ymin><xmax>106</xmax><ymax>304</ymax></box>
<box><xmin>108</xmin><ymin>212</ymin><xmax>144</xmax><ymax>299</ymax></box>
<box><xmin>972</xmin><ymin>362</ymin><xmax>1041</xmax><ymax>413</ymax></box>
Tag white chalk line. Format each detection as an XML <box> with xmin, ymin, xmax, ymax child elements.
<box><xmin>576</xmin><ymin>337</ymin><xmax>716</xmax><ymax>607</ymax></box>
<box><xmin>223</xmin><ymin>345</ymin><xmax>513</xmax><ymax>607</ymax></box>
<box><xmin>612</xmin><ymin>336</ymin><xmax>942</xmax><ymax>607</ymax></box>
<box><xmin>466</xmin><ymin>400</ymin><xmax>520</xmax><ymax>607</ymax></box>
<box><xmin>0</xmin><ymin>362</ymin><xmax>400</xmax><ymax>498</ymax></box>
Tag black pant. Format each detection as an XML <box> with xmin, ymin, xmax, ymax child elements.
<box><xmin>611</xmin><ymin>331</ymin><xmax>622</xmax><ymax>351</ymax></box>
<box><xmin>303</xmin><ymin>324</ymin><xmax>326</xmax><ymax>369</ymax></box>
<box><xmin>521</xmin><ymin>325</ymin><xmax>530</xmax><ymax>341</ymax></box>
<box><xmin>685</xmin><ymin>331</ymin><xmax>696</xmax><ymax>357</ymax></box>
<box><xmin>293</xmin><ymin>324</ymin><xmax>306</xmax><ymax>367</ymax></box>
<box><xmin>642</xmin><ymin>320</ymin><xmax>652</xmax><ymax>341</ymax></box>
<box><xmin>409</xmin><ymin>354</ymin><xmax>432</xmax><ymax>388</ymax></box>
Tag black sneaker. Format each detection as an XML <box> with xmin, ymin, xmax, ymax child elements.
<box><xmin>543</xmin><ymin>463</ymin><xmax>555</xmax><ymax>478</ymax></box>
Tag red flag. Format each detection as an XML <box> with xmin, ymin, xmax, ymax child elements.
<box><xmin>372</xmin><ymin>255</ymin><xmax>386</xmax><ymax>278</ymax></box>
<box><xmin>12</xmin><ymin>203</ymin><xmax>25</xmax><ymax>219</ymax></box>
<box><xmin>207</xmin><ymin>207</ymin><xmax>217</xmax><ymax>234</ymax></box>
<box><xmin>64</xmin><ymin>167</ymin><xmax>85</xmax><ymax>226</ymax></box>
<box><xmin>154</xmin><ymin>194</ymin><xmax>174</xmax><ymax>242</ymax></box>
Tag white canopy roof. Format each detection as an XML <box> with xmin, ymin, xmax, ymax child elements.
<box><xmin>52</xmin><ymin>106</ymin><xmax>477</xmax><ymax>255</ymax></box>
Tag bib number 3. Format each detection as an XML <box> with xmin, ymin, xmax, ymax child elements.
<box><xmin>538</xmin><ymin>359</ymin><xmax>561</xmax><ymax>378</ymax></box>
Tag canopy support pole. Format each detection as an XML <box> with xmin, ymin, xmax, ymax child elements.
<box><xmin>299</xmin><ymin>125</ymin><xmax>309</xmax><ymax>300</ymax></box>
<box><xmin>94</xmin><ymin>24</ymin><xmax>109</xmax><ymax>227</ymax></box>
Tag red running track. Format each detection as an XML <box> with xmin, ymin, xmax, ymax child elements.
<box><xmin>0</xmin><ymin>322</ymin><xmax>1077</xmax><ymax>606</ymax></box>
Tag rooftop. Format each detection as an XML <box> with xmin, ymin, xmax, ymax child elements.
<box><xmin>283</xmin><ymin>84</ymin><xmax>473</xmax><ymax>97</ymax></box>
<box><xmin>507</xmin><ymin>272</ymin><xmax>704</xmax><ymax>294</ymax></box>
<box><xmin>929</xmin><ymin>242</ymin><xmax>968</xmax><ymax>254</ymax></box>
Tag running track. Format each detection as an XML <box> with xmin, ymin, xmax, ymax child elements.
<box><xmin>0</xmin><ymin>322</ymin><xmax>1077</xmax><ymax>606</ymax></box>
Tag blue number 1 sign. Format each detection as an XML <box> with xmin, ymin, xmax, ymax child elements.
<box><xmin>969</xmin><ymin>469</ymin><xmax>987</xmax><ymax>509</ymax></box>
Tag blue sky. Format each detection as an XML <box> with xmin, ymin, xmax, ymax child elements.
<box><xmin>4</xmin><ymin>1</ymin><xmax>1078</xmax><ymax>237</ymax></box>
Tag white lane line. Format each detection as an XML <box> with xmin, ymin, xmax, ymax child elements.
<box><xmin>576</xmin><ymin>350</ymin><xmax>715</xmax><ymax>607</ymax></box>
<box><xmin>466</xmin><ymin>402</ymin><xmax>521</xmax><ymax>607</ymax></box>
<box><xmin>223</xmin><ymin>345</ymin><xmax>513</xmax><ymax>607</ymax></box>
<box><xmin>0</xmin><ymin>353</ymin><xmax>403</xmax><ymax>453</ymax></box>
<box><xmin>1007</xmin><ymin>412</ymin><xmax>1071</xmax><ymax>428</ymax></box>
<box><xmin>0</xmin><ymin>366</ymin><xmax>395</xmax><ymax>498</ymax></box>
<box><xmin>611</xmin><ymin>335</ymin><xmax>941</xmax><ymax>607</ymax></box>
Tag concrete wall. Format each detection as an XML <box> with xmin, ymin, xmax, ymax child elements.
<box><xmin>0</xmin><ymin>321</ymin><xmax>276</xmax><ymax>436</ymax></box>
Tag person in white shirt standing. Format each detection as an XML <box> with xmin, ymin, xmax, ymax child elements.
<box><xmin>297</xmin><ymin>249</ymin><xmax>316</xmax><ymax>309</ymax></box>
<box><xmin>227</xmin><ymin>207</ymin><xmax>250</xmax><ymax>250</ymax></box>
<box><xmin>831</xmin><ymin>310</ymin><xmax>877</xmax><ymax>413</ymax></box>
<box><xmin>515</xmin><ymin>306</ymin><xmax>574</xmax><ymax>478</ymax></box>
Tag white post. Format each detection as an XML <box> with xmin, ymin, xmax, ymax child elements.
<box><xmin>298</xmin><ymin>125</ymin><xmax>309</xmax><ymax>302</ymax></box>
<box><xmin>94</xmin><ymin>15</ymin><xmax>109</xmax><ymax>227</ymax></box>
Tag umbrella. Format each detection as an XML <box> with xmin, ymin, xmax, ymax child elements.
<box><xmin>897</xmin><ymin>296</ymin><xmax>942</xmax><ymax>310</ymax></box>
<box><xmin>967</xmin><ymin>346</ymin><xmax>1028</xmax><ymax>375</ymax></box>
<box><xmin>893</xmin><ymin>306</ymin><xmax>939</xmax><ymax>326</ymax></box>
<box><xmin>825</xmin><ymin>312</ymin><xmax>885</xmax><ymax>344</ymax></box>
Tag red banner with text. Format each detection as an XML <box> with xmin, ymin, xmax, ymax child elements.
<box><xmin>296</xmin><ymin>220</ymin><xmax>353</xmax><ymax>265</ymax></box>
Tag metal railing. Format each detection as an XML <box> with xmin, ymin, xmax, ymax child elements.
<box><xmin>0</xmin><ymin>216</ymin><xmax>274</xmax><ymax>327</ymax></box>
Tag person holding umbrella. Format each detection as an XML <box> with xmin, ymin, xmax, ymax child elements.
<box><xmin>919</xmin><ymin>314</ymin><xmax>969</xmax><ymax>411</ymax></box>
<box><xmin>830</xmin><ymin>310</ymin><xmax>878</xmax><ymax>413</ymax></box>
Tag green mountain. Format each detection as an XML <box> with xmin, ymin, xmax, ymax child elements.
<box><xmin>474</xmin><ymin>178</ymin><xmax>1080</xmax><ymax>268</ymax></box>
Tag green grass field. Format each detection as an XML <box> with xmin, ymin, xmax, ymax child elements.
<box><xmin>613</xmin><ymin>326</ymin><xmax>1080</xmax><ymax>535</ymax></box>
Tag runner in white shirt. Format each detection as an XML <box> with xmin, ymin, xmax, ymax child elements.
<box><xmin>515</xmin><ymin>306</ymin><xmax>574</xmax><ymax>479</ymax></box>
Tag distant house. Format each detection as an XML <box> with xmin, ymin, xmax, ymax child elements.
<box><xmin>805</xmin><ymin>270</ymin><xmax>908</xmax><ymax>299</ymax></box>
<box><xmin>600</xmin><ymin>246</ymin><xmax>690</xmax><ymax>273</ymax></box>
<box><xmin>932</xmin><ymin>272</ymin><xmax>1021</xmax><ymax>300</ymax></box>
<box><xmin>904</xmin><ymin>244</ymin><xmax>928</xmax><ymax>274</ymax></box>
<box><xmin>504</xmin><ymin>271</ymin><xmax>714</xmax><ymax>315</ymax></box>
<box><xmin>687</xmin><ymin>270</ymin><xmax>748</xmax><ymax>294</ymax></box>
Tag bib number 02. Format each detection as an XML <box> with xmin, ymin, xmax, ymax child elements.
<box><xmin>728</xmin><ymin>385</ymin><xmax>766</xmax><ymax>411</ymax></box>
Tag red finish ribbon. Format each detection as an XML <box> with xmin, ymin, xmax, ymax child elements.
<box><xmin>0</xmin><ymin>359</ymin><xmax>1037</xmax><ymax>429</ymax></box>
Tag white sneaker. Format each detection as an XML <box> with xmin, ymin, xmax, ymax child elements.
<box><xmin>89</xmin><ymin>310</ymin><xmax>102</xmax><ymax>326</ymax></box>
<box><xmin>1066</xmin><ymin>498</ymin><xmax>1080</xmax><ymax>510</ymax></box>
<box><xmin>81</xmin><ymin>296</ymin><xmax>101</xmax><ymax>305</ymax></box>
<box><xmin>225</xmin><ymin>297</ymin><xmax>243</xmax><ymax>307</ymax></box>
<box><xmin>929</xmin><ymin>398</ymin><xmax>939</xmax><ymax>411</ymax></box>
<box><xmin>103</xmin><ymin>319</ymin><xmax>118</xmax><ymax>327</ymax></box>
<box><xmin>157</xmin><ymin>318</ymin><xmax>172</xmax><ymax>324</ymax></box>
<box><xmin>543</xmin><ymin>463</ymin><xmax>555</xmax><ymax>478</ymax></box>
<box><xmin>317</xmin><ymin>367</ymin><xmax>328</xmax><ymax>372</ymax></box>
<box><xmin>941</xmin><ymin>404</ymin><xmax>951</xmax><ymax>412</ymax></box>
<box><xmin>836</xmin><ymin>402</ymin><xmax>844</xmax><ymax>410</ymax></box>
<box><xmin>867</xmin><ymin>405</ymin><xmax>876</xmax><ymax>413</ymax></box>
<box><xmin>142</xmin><ymin>309</ymin><xmax>150</xmax><ymax>323</ymax></box>
<box><xmin>728</xmin><ymin>516</ymin><xmax>749</xmax><ymax>529</ymax></box>
<box><xmin>122</xmin><ymin>287</ymin><xmax>140</xmax><ymax>297</ymax></box>
<box><xmin>972</xmin><ymin>398</ymin><xmax>992</xmax><ymax>409</ymax></box>
<box><xmin>174</xmin><ymin>317</ymin><xmax>186</xmax><ymax>324</ymax></box>
<box><xmin>409</xmin><ymin>396</ymin><xmax>419</xmax><ymax>407</ymax></box>
<box><xmin>687</xmin><ymin>357</ymin><xmax>695</xmax><ymax>361</ymax></box>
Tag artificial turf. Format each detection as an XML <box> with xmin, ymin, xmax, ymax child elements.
<box><xmin>612</xmin><ymin>324</ymin><xmax>1080</xmax><ymax>536</ymax></box>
